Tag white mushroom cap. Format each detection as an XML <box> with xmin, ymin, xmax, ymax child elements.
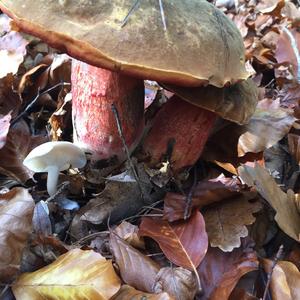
<box><xmin>23</xmin><ymin>141</ymin><xmax>86</xmax><ymax>195</ymax></box>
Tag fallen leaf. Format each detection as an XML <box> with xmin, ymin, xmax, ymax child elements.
<box><xmin>256</xmin><ymin>0</ymin><xmax>285</xmax><ymax>15</ymax></box>
<box><xmin>139</xmin><ymin>211</ymin><xmax>208</xmax><ymax>272</ymax></box>
<box><xmin>197</xmin><ymin>239</ymin><xmax>258</xmax><ymax>300</ymax></box>
<box><xmin>111</xmin><ymin>285</ymin><xmax>174</xmax><ymax>300</ymax></box>
<box><xmin>238</xmin><ymin>104</ymin><xmax>296</xmax><ymax>156</ymax></box>
<box><xmin>0</xmin><ymin>122</ymin><xmax>47</xmax><ymax>183</ymax></box>
<box><xmin>114</xmin><ymin>221</ymin><xmax>145</xmax><ymax>249</ymax></box>
<box><xmin>0</xmin><ymin>14</ymin><xmax>28</xmax><ymax>78</ymax></box>
<box><xmin>229</xmin><ymin>287</ymin><xmax>258</xmax><ymax>300</ymax></box>
<box><xmin>0</xmin><ymin>187</ymin><xmax>34</xmax><ymax>283</ymax></box>
<box><xmin>110</xmin><ymin>232</ymin><xmax>160</xmax><ymax>293</ymax></box>
<box><xmin>239</xmin><ymin>163</ymin><xmax>300</xmax><ymax>242</ymax></box>
<box><xmin>0</xmin><ymin>113</ymin><xmax>11</xmax><ymax>150</ymax></box>
<box><xmin>275</xmin><ymin>27</ymin><xmax>300</xmax><ymax>83</ymax></box>
<box><xmin>204</xmin><ymin>195</ymin><xmax>262</xmax><ymax>252</ymax></box>
<box><xmin>262</xmin><ymin>259</ymin><xmax>300</xmax><ymax>300</ymax></box>
<box><xmin>12</xmin><ymin>249</ymin><xmax>121</xmax><ymax>300</ymax></box>
<box><xmin>288</xmin><ymin>133</ymin><xmax>300</xmax><ymax>164</ymax></box>
<box><xmin>153</xmin><ymin>267</ymin><xmax>197</xmax><ymax>300</ymax></box>
<box><xmin>164</xmin><ymin>175</ymin><xmax>243</xmax><ymax>222</ymax></box>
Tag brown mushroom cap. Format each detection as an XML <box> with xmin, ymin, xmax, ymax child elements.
<box><xmin>0</xmin><ymin>0</ymin><xmax>248</xmax><ymax>87</ymax></box>
<box><xmin>161</xmin><ymin>79</ymin><xmax>258</xmax><ymax>125</ymax></box>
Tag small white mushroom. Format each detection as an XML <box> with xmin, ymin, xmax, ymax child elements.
<box><xmin>23</xmin><ymin>141</ymin><xmax>87</xmax><ymax>196</ymax></box>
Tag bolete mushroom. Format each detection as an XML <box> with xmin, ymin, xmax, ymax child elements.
<box><xmin>23</xmin><ymin>141</ymin><xmax>86</xmax><ymax>195</ymax></box>
<box><xmin>0</xmin><ymin>0</ymin><xmax>251</xmax><ymax>166</ymax></box>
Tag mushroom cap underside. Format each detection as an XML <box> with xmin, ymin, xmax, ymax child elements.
<box><xmin>0</xmin><ymin>0</ymin><xmax>248</xmax><ymax>88</ymax></box>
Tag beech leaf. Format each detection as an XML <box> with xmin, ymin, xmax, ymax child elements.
<box><xmin>12</xmin><ymin>249</ymin><xmax>121</xmax><ymax>300</ymax></box>
<box><xmin>111</xmin><ymin>285</ymin><xmax>174</xmax><ymax>300</ymax></box>
<box><xmin>139</xmin><ymin>211</ymin><xmax>208</xmax><ymax>271</ymax></box>
<box><xmin>197</xmin><ymin>239</ymin><xmax>258</xmax><ymax>300</ymax></box>
<box><xmin>0</xmin><ymin>112</ymin><xmax>11</xmax><ymax>150</ymax></box>
<box><xmin>153</xmin><ymin>267</ymin><xmax>197</xmax><ymax>300</ymax></box>
<box><xmin>0</xmin><ymin>187</ymin><xmax>34</xmax><ymax>283</ymax></box>
<box><xmin>262</xmin><ymin>259</ymin><xmax>300</xmax><ymax>300</ymax></box>
<box><xmin>110</xmin><ymin>232</ymin><xmax>160</xmax><ymax>293</ymax></box>
<box><xmin>203</xmin><ymin>195</ymin><xmax>262</xmax><ymax>252</ymax></box>
<box><xmin>239</xmin><ymin>163</ymin><xmax>300</xmax><ymax>242</ymax></box>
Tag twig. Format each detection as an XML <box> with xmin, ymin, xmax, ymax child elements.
<box><xmin>121</xmin><ymin>0</ymin><xmax>141</xmax><ymax>28</ymax></box>
<box><xmin>121</xmin><ymin>0</ymin><xmax>167</xmax><ymax>31</ymax></box>
<box><xmin>45</xmin><ymin>181</ymin><xmax>70</xmax><ymax>203</ymax></box>
<box><xmin>158</xmin><ymin>0</ymin><xmax>167</xmax><ymax>31</ymax></box>
<box><xmin>184</xmin><ymin>167</ymin><xmax>198</xmax><ymax>220</ymax></box>
<box><xmin>111</xmin><ymin>103</ymin><xmax>144</xmax><ymax>200</ymax></box>
<box><xmin>11</xmin><ymin>82</ymin><xmax>70</xmax><ymax>126</ymax></box>
<box><xmin>262</xmin><ymin>245</ymin><xmax>284</xmax><ymax>300</ymax></box>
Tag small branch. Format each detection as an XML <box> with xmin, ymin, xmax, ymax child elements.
<box><xmin>262</xmin><ymin>245</ymin><xmax>284</xmax><ymax>300</ymax></box>
<box><xmin>121</xmin><ymin>0</ymin><xmax>141</xmax><ymax>28</ymax></box>
<box><xmin>111</xmin><ymin>103</ymin><xmax>144</xmax><ymax>200</ymax></box>
<box><xmin>45</xmin><ymin>181</ymin><xmax>70</xmax><ymax>203</ymax></box>
<box><xmin>184</xmin><ymin>167</ymin><xmax>198</xmax><ymax>220</ymax></box>
<box><xmin>11</xmin><ymin>82</ymin><xmax>70</xmax><ymax>126</ymax></box>
<box><xmin>158</xmin><ymin>0</ymin><xmax>167</xmax><ymax>31</ymax></box>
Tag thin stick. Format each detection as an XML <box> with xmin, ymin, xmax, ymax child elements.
<box><xmin>184</xmin><ymin>167</ymin><xmax>198</xmax><ymax>220</ymax></box>
<box><xmin>158</xmin><ymin>0</ymin><xmax>167</xmax><ymax>31</ymax></box>
<box><xmin>11</xmin><ymin>82</ymin><xmax>70</xmax><ymax>126</ymax></box>
<box><xmin>121</xmin><ymin>0</ymin><xmax>141</xmax><ymax>28</ymax></box>
<box><xmin>111</xmin><ymin>103</ymin><xmax>144</xmax><ymax>200</ymax></box>
<box><xmin>262</xmin><ymin>245</ymin><xmax>284</xmax><ymax>300</ymax></box>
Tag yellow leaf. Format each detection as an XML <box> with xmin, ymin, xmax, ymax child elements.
<box><xmin>12</xmin><ymin>249</ymin><xmax>121</xmax><ymax>300</ymax></box>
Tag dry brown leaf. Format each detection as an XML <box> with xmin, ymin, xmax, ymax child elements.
<box><xmin>0</xmin><ymin>14</ymin><xmax>28</xmax><ymax>78</ymax></box>
<box><xmin>110</xmin><ymin>232</ymin><xmax>160</xmax><ymax>293</ymax></box>
<box><xmin>139</xmin><ymin>211</ymin><xmax>208</xmax><ymax>271</ymax></box>
<box><xmin>288</xmin><ymin>133</ymin><xmax>300</xmax><ymax>164</ymax></box>
<box><xmin>197</xmin><ymin>239</ymin><xmax>258</xmax><ymax>300</ymax></box>
<box><xmin>114</xmin><ymin>221</ymin><xmax>145</xmax><ymax>249</ymax></box>
<box><xmin>239</xmin><ymin>163</ymin><xmax>300</xmax><ymax>242</ymax></box>
<box><xmin>0</xmin><ymin>112</ymin><xmax>11</xmax><ymax>150</ymax></box>
<box><xmin>111</xmin><ymin>285</ymin><xmax>174</xmax><ymax>300</ymax></box>
<box><xmin>238</xmin><ymin>104</ymin><xmax>296</xmax><ymax>156</ymax></box>
<box><xmin>153</xmin><ymin>267</ymin><xmax>197</xmax><ymax>300</ymax></box>
<box><xmin>12</xmin><ymin>249</ymin><xmax>121</xmax><ymax>300</ymax></box>
<box><xmin>229</xmin><ymin>288</ymin><xmax>258</xmax><ymax>300</ymax></box>
<box><xmin>204</xmin><ymin>195</ymin><xmax>262</xmax><ymax>252</ymax></box>
<box><xmin>164</xmin><ymin>175</ymin><xmax>243</xmax><ymax>222</ymax></box>
<box><xmin>262</xmin><ymin>259</ymin><xmax>300</xmax><ymax>300</ymax></box>
<box><xmin>0</xmin><ymin>187</ymin><xmax>34</xmax><ymax>283</ymax></box>
<box><xmin>0</xmin><ymin>122</ymin><xmax>47</xmax><ymax>183</ymax></box>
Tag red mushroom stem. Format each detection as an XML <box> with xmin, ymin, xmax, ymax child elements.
<box><xmin>71</xmin><ymin>59</ymin><xmax>145</xmax><ymax>162</ymax></box>
<box><xmin>143</xmin><ymin>95</ymin><xmax>217</xmax><ymax>172</ymax></box>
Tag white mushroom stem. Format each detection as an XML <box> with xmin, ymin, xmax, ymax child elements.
<box><xmin>47</xmin><ymin>166</ymin><xmax>60</xmax><ymax>196</ymax></box>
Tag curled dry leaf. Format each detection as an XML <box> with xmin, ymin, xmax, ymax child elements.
<box><xmin>139</xmin><ymin>211</ymin><xmax>208</xmax><ymax>271</ymax></box>
<box><xmin>164</xmin><ymin>175</ymin><xmax>243</xmax><ymax>222</ymax></box>
<box><xmin>229</xmin><ymin>287</ymin><xmax>258</xmax><ymax>300</ymax></box>
<box><xmin>0</xmin><ymin>122</ymin><xmax>47</xmax><ymax>183</ymax></box>
<box><xmin>0</xmin><ymin>112</ymin><xmax>11</xmax><ymax>150</ymax></box>
<box><xmin>262</xmin><ymin>259</ymin><xmax>300</xmax><ymax>300</ymax></box>
<box><xmin>239</xmin><ymin>163</ymin><xmax>300</xmax><ymax>242</ymax></box>
<box><xmin>153</xmin><ymin>267</ymin><xmax>197</xmax><ymax>300</ymax></box>
<box><xmin>204</xmin><ymin>195</ymin><xmax>262</xmax><ymax>252</ymax></box>
<box><xmin>0</xmin><ymin>14</ymin><xmax>28</xmax><ymax>78</ymax></box>
<box><xmin>238</xmin><ymin>104</ymin><xmax>296</xmax><ymax>156</ymax></box>
<box><xmin>275</xmin><ymin>27</ymin><xmax>300</xmax><ymax>83</ymax></box>
<box><xmin>110</xmin><ymin>232</ymin><xmax>160</xmax><ymax>293</ymax></box>
<box><xmin>0</xmin><ymin>187</ymin><xmax>34</xmax><ymax>283</ymax></box>
<box><xmin>12</xmin><ymin>249</ymin><xmax>121</xmax><ymax>300</ymax></box>
<box><xmin>111</xmin><ymin>285</ymin><xmax>174</xmax><ymax>300</ymax></box>
<box><xmin>288</xmin><ymin>133</ymin><xmax>300</xmax><ymax>164</ymax></box>
<box><xmin>114</xmin><ymin>221</ymin><xmax>145</xmax><ymax>249</ymax></box>
<box><xmin>197</xmin><ymin>239</ymin><xmax>258</xmax><ymax>300</ymax></box>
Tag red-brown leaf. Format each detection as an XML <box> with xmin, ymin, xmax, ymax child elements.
<box><xmin>197</xmin><ymin>239</ymin><xmax>258</xmax><ymax>300</ymax></box>
<box><xmin>139</xmin><ymin>211</ymin><xmax>208</xmax><ymax>271</ymax></box>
